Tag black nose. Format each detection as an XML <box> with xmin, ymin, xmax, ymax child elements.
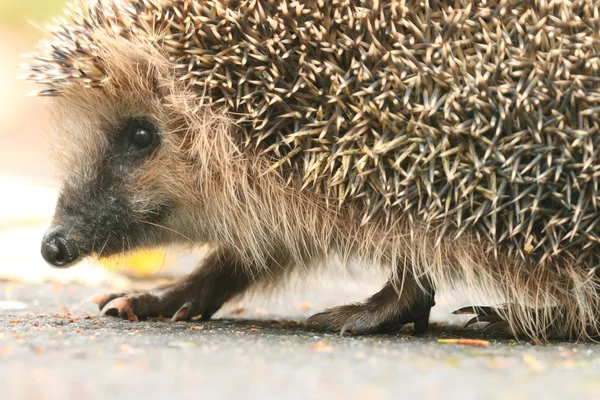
<box><xmin>41</xmin><ymin>227</ymin><xmax>80</xmax><ymax>267</ymax></box>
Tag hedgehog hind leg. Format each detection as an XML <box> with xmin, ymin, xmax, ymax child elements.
<box><xmin>453</xmin><ymin>305</ymin><xmax>513</xmax><ymax>334</ymax></box>
<box><xmin>306</xmin><ymin>277</ymin><xmax>435</xmax><ymax>335</ymax></box>
<box><xmin>453</xmin><ymin>304</ymin><xmax>573</xmax><ymax>340</ymax></box>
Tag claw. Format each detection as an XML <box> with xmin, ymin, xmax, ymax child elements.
<box><xmin>85</xmin><ymin>293</ymin><xmax>111</xmax><ymax>306</ymax></box>
<box><xmin>83</xmin><ymin>292</ymin><xmax>125</xmax><ymax>311</ymax></box>
<box><xmin>453</xmin><ymin>306</ymin><xmax>500</xmax><ymax>316</ymax></box>
<box><xmin>305</xmin><ymin>312</ymin><xmax>331</xmax><ymax>330</ymax></box>
<box><xmin>171</xmin><ymin>302</ymin><xmax>192</xmax><ymax>322</ymax></box>
<box><xmin>465</xmin><ymin>314</ymin><xmax>504</xmax><ymax>327</ymax></box>
<box><xmin>454</xmin><ymin>304</ymin><xmax>515</xmax><ymax>334</ymax></box>
<box><xmin>482</xmin><ymin>320</ymin><xmax>510</xmax><ymax>333</ymax></box>
<box><xmin>340</xmin><ymin>321</ymin><xmax>355</xmax><ymax>336</ymax></box>
<box><xmin>101</xmin><ymin>297</ymin><xmax>139</xmax><ymax>322</ymax></box>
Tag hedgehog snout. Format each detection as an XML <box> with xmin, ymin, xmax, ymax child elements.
<box><xmin>41</xmin><ymin>226</ymin><xmax>81</xmax><ymax>268</ymax></box>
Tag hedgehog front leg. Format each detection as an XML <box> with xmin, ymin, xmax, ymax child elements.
<box><xmin>90</xmin><ymin>248</ymin><xmax>272</xmax><ymax>321</ymax></box>
<box><xmin>306</xmin><ymin>275</ymin><xmax>435</xmax><ymax>335</ymax></box>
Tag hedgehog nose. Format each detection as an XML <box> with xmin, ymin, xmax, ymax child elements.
<box><xmin>41</xmin><ymin>226</ymin><xmax>80</xmax><ymax>268</ymax></box>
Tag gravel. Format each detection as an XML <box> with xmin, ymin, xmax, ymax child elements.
<box><xmin>1</xmin><ymin>280</ymin><xmax>600</xmax><ymax>400</ymax></box>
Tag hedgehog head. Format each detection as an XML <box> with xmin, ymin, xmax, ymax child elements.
<box><xmin>29</xmin><ymin>3</ymin><xmax>227</xmax><ymax>267</ymax></box>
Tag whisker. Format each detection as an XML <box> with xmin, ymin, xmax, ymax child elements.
<box><xmin>97</xmin><ymin>233</ymin><xmax>111</xmax><ymax>258</ymax></box>
<box><xmin>138</xmin><ymin>220</ymin><xmax>194</xmax><ymax>243</ymax></box>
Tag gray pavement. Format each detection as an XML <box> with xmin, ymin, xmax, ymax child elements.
<box><xmin>1</xmin><ymin>279</ymin><xmax>600</xmax><ymax>400</ymax></box>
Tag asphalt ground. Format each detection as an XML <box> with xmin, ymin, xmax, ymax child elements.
<box><xmin>1</xmin><ymin>278</ymin><xmax>600</xmax><ymax>400</ymax></box>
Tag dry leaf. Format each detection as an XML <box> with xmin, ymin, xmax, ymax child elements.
<box><xmin>308</xmin><ymin>342</ymin><xmax>334</xmax><ymax>352</ymax></box>
<box><xmin>188</xmin><ymin>325</ymin><xmax>204</xmax><ymax>331</ymax></box>
<box><xmin>437</xmin><ymin>339</ymin><xmax>490</xmax><ymax>347</ymax></box>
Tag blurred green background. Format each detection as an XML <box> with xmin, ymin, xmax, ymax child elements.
<box><xmin>0</xmin><ymin>0</ymin><xmax>187</xmax><ymax>281</ymax></box>
<box><xmin>0</xmin><ymin>0</ymin><xmax>67</xmax><ymax>181</ymax></box>
<box><xmin>0</xmin><ymin>0</ymin><xmax>66</xmax><ymax>32</ymax></box>
<box><xmin>0</xmin><ymin>0</ymin><xmax>69</xmax><ymax>282</ymax></box>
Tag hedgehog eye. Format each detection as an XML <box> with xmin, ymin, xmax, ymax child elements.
<box><xmin>132</xmin><ymin>127</ymin><xmax>154</xmax><ymax>148</ymax></box>
<box><xmin>121</xmin><ymin>119</ymin><xmax>159</xmax><ymax>156</ymax></box>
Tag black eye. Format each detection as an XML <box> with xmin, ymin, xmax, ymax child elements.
<box><xmin>120</xmin><ymin>119</ymin><xmax>159</xmax><ymax>156</ymax></box>
<box><xmin>132</xmin><ymin>127</ymin><xmax>154</xmax><ymax>148</ymax></box>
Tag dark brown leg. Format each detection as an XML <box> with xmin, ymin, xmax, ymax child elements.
<box><xmin>91</xmin><ymin>248</ymin><xmax>276</xmax><ymax>321</ymax></box>
<box><xmin>307</xmin><ymin>275</ymin><xmax>435</xmax><ymax>335</ymax></box>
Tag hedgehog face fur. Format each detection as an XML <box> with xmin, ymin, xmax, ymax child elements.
<box><xmin>27</xmin><ymin>0</ymin><xmax>600</xmax><ymax>340</ymax></box>
<box><xmin>41</xmin><ymin>36</ymin><xmax>180</xmax><ymax>263</ymax></box>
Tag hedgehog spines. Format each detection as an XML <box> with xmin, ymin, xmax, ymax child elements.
<box><xmin>26</xmin><ymin>1</ymin><xmax>600</xmax><ymax>339</ymax></box>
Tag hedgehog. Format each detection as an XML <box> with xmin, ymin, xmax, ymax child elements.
<box><xmin>25</xmin><ymin>0</ymin><xmax>600</xmax><ymax>340</ymax></box>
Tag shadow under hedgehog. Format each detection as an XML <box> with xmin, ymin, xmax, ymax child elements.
<box><xmin>26</xmin><ymin>0</ymin><xmax>600</xmax><ymax>341</ymax></box>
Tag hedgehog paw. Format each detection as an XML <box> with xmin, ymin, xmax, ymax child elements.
<box><xmin>453</xmin><ymin>304</ymin><xmax>569</xmax><ymax>340</ymax></box>
<box><xmin>87</xmin><ymin>250</ymin><xmax>260</xmax><ymax>322</ymax></box>
<box><xmin>306</xmin><ymin>281</ymin><xmax>434</xmax><ymax>335</ymax></box>
<box><xmin>306</xmin><ymin>304</ymin><xmax>421</xmax><ymax>335</ymax></box>
<box><xmin>453</xmin><ymin>305</ymin><xmax>512</xmax><ymax>333</ymax></box>
<box><xmin>88</xmin><ymin>289</ymin><xmax>211</xmax><ymax>322</ymax></box>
